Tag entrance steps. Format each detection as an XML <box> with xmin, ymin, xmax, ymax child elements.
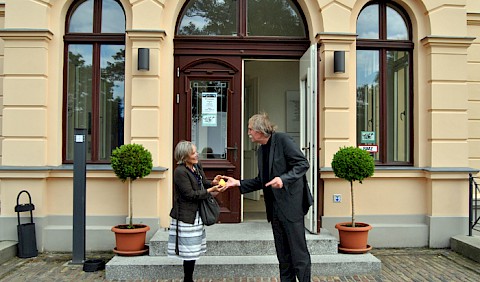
<box><xmin>106</xmin><ymin>221</ymin><xmax>381</xmax><ymax>280</ymax></box>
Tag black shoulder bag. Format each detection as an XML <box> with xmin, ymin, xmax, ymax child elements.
<box><xmin>196</xmin><ymin>165</ymin><xmax>220</xmax><ymax>226</ymax></box>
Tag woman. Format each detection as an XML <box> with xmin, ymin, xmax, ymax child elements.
<box><xmin>167</xmin><ymin>140</ymin><xmax>222</xmax><ymax>282</ymax></box>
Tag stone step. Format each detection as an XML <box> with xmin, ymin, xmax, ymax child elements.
<box><xmin>0</xmin><ymin>241</ymin><xmax>17</xmax><ymax>265</ymax></box>
<box><xmin>149</xmin><ymin>221</ymin><xmax>339</xmax><ymax>256</ymax></box>
<box><xmin>106</xmin><ymin>253</ymin><xmax>381</xmax><ymax>280</ymax></box>
<box><xmin>106</xmin><ymin>222</ymin><xmax>381</xmax><ymax>280</ymax></box>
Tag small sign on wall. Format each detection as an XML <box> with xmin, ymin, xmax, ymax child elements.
<box><xmin>358</xmin><ymin>145</ymin><xmax>378</xmax><ymax>153</ymax></box>
<box><xmin>360</xmin><ymin>131</ymin><xmax>375</xmax><ymax>143</ymax></box>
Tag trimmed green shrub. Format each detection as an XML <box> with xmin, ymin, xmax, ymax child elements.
<box><xmin>111</xmin><ymin>144</ymin><xmax>153</xmax><ymax>228</ymax></box>
<box><xmin>111</xmin><ymin>144</ymin><xmax>153</xmax><ymax>182</ymax></box>
<box><xmin>331</xmin><ymin>146</ymin><xmax>374</xmax><ymax>227</ymax></box>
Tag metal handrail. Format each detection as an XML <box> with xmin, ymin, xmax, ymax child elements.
<box><xmin>469</xmin><ymin>173</ymin><xmax>480</xmax><ymax>236</ymax></box>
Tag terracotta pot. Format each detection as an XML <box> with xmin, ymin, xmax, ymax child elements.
<box><xmin>335</xmin><ymin>222</ymin><xmax>372</xmax><ymax>254</ymax></box>
<box><xmin>111</xmin><ymin>224</ymin><xmax>150</xmax><ymax>256</ymax></box>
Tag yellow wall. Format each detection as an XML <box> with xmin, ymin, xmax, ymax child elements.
<box><xmin>0</xmin><ymin>0</ymin><xmax>478</xmax><ymax>249</ymax></box>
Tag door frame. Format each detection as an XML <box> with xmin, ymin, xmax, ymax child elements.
<box><xmin>173</xmin><ymin>55</ymin><xmax>243</xmax><ymax>223</ymax></box>
<box><xmin>173</xmin><ymin>38</ymin><xmax>320</xmax><ymax>226</ymax></box>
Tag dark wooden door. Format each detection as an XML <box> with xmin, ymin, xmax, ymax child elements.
<box><xmin>174</xmin><ymin>56</ymin><xmax>242</xmax><ymax>223</ymax></box>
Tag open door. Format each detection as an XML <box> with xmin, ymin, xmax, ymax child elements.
<box><xmin>299</xmin><ymin>45</ymin><xmax>318</xmax><ymax>234</ymax></box>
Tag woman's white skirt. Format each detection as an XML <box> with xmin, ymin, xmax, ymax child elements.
<box><xmin>167</xmin><ymin>211</ymin><xmax>206</xmax><ymax>260</ymax></box>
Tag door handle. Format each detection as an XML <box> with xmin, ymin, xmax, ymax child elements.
<box><xmin>226</xmin><ymin>143</ymin><xmax>238</xmax><ymax>162</ymax></box>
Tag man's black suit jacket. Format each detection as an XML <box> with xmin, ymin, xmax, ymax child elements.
<box><xmin>240</xmin><ymin>132</ymin><xmax>312</xmax><ymax>222</ymax></box>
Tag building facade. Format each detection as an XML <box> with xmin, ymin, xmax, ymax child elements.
<box><xmin>0</xmin><ymin>0</ymin><xmax>479</xmax><ymax>251</ymax></box>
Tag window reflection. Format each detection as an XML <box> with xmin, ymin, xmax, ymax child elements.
<box><xmin>178</xmin><ymin>0</ymin><xmax>237</xmax><ymax>36</ymax></box>
<box><xmin>177</xmin><ymin>0</ymin><xmax>307</xmax><ymax>37</ymax></box>
<box><xmin>99</xmin><ymin>45</ymin><xmax>125</xmax><ymax>160</ymax></box>
<box><xmin>356</xmin><ymin>50</ymin><xmax>380</xmax><ymax>161</ymax></box>
<box><xmin>66</xmin><ymin>45</ymin><xmax>94</xmax><ymax>160</ymax></box>
<box><xmin>69</xmin><ymin>0</ymin><xmax>94</xmax><ymax>33</ymax></box>
<box><xmin>357</xmin><ymin>4</ymin><xmax>379</xmax><ymax>39</ymax></box>
<box><xmin>65</xmin><ymin>0</ymin><xmax>125</xmax><ymax>163</ymax></box>
<box><xmin>386</xmin><ymin>51</ymin><xmax>410</xmax><ymax>162</ymax></box>
<box><xmin>247</xmin><ymin>0</ymin><xmax>305</xmax><ymax>37</ymax></box>
<box><xmin>102</xmin><ymin>0</ymin><xmax>125</xmax><ymax>33</ymax></box>
<box><xmin>387</xmin><ymin>6</ymin><xmax>408</xmax><ymax>40</ymax></box>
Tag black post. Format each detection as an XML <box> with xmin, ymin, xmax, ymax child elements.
<box><xmin>469</xmin><ymin>173</ymin><xmax>473</xmax><ymax>237</ymax></box>
<box><xmin>72</xmin><ymin>128</ymin><xmax>87</xmax><ymax>264</ymax></box>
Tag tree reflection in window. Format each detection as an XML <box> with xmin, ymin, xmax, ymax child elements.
<box><xmin>247</xmin><ymin>0</ymin><xmax>305</xmax><ymax>37</ymax></box>
<box><xmin>177</xmin><ymin>0</ymin><xmax>306</xmax><ymax>37</ymax></box>
<box><xmin>64</xmin><ymin>0</ymin><xmax>125</xmax><ymax>163</ymax></box>
<box><xmin>178</xmin><ymin>0</ymin><xmax>237</xmax><ymax>35</ymax></box>
<box><xmin>356</xmin><ymin>2</ymin><xmax>412</xmax><ymax>165</ymax></box>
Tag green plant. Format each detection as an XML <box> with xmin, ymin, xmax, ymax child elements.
<box><xmin>111</xmin><ymin>143</ymin><xmax>153</xmax><ymax>228</ymax></box>
<box><xmin>331</xmin><ymin>146</ymin><xmax>374</xmax><ymax>227</ymax></box>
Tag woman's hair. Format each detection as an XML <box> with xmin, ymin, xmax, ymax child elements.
<box><xmin>249</xmin><ymin>112</ymin><xmax>277</xmax><ymax>137</ymax></box>
<box><xmin>174</xmin><ymin>140</ymin><xmax>195</xmax><ymax>164</ymax></box>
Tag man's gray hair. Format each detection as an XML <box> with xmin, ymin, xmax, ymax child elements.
<box><xmin>249</xmin><ymin>113</ymin><xmax>277</xmax><ymax>137</ymax></box>
<box><xmin>174</xmin><ymin>140</ymin><xmax>195</xmax><ymax>164</ymax></box>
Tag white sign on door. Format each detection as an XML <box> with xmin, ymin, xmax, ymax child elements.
<box><xmin>202</xmin><ymin>92</ymin><xmax>217</xmax><ymax>126</ymax></box>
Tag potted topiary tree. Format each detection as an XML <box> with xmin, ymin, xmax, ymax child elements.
<box><xmin>110</xmin><ymin>143</ymin><xmax>153</xmax><ymax>256</ymax></box>
<box><xmin>331</xmin><ymin>146</ymin><xmax>375</xmax><ymax>254</ymax></box>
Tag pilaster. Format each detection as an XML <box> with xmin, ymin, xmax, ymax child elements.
<box><xmin>421</xmin><ymin>36</ymin><xmax>474</xmax><ymax>168</ymax></box>
<box><xmin>125</xmin><ymin>30</ymin><xmax>168</xmax><ymax>223</ymax></box>
<box><xmin>0</xmin><ymin>29</ymin><xmax>53</xmax><ymax>166</ymax></box>
<box><xmin>316</xmin><ymin>33</ymin><xmax>357</xmax><ymax>167</ymax></box>
<box><xmin>125</xmin><ymin>30</ymin><xmax>166</xmax><ymax>162</ymax></box>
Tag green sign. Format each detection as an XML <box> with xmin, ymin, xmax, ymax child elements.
<box><xmin>361</xmin><ymin>131</ymin><xmax>375</xmax><ymax>143</ymax></box>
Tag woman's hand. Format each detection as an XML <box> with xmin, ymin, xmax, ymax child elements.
<box><xmin>207</xmin><ymin>184</ymin><xmax>222</xmax><ymax>193</ymax></box>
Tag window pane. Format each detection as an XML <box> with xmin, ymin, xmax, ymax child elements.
<box><xmin>387</xmin><ymin>6</ymin><xmax>408</xmax><ymax>40</ymax></box>
<box><xmin>357</xmin><ymin>4</ymin><xmax>379</xmax><ymax>39</ymax></box>
<box><xmin>387</xmin><ymin>51</ymin><xmax>410</xmax><ymax>162</ymax></box>
<box><xmin>69</xmin><ymin>0</ymin><xmax>94</xmax><ymax>33</ymax></box>
<box><xmin>66</xmin><ymin>44</ymin><xmax>93</xmax><ymax>161</ymax></box>
<box><xmin>177</xmin><ymin>0</ymin><xmax>237</xmax><ymax>36</ymax></box>
<box><xmin>247</xmin><ymin>0</ymin><xmax>305</xmax><ymax>37</ymax></box>
<box><xmin>191</xmin><ymin>80</ymin><xmax>228</xmax><ymax>160</ymax></box>
<box><xmin>356</xmin><ymin>50</ymin><xmax>380</xmax><ymax>161</ymax></box>
<box><xmin>99</xmin><ymin>45</ymin><xmax>125</xmax><ymax>161</ymax></box>
<box><xmin>102</xmin><ymin>0</ymin><xmax>125</xmax><ymax>33</ymax></box>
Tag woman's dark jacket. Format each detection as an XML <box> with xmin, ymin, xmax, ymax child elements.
<box><xmin>169</xmin><ymin>162</ymin><xmax>212</xmax><ymax>224</ymax></box>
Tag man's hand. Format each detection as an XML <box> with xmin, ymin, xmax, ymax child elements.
<box><xmin>218</xmin><ymin>176</ymin><xmax>240</xmax><ymax>191</ymax></box>
<box><xmin>265</xmin><ymin>177</ymin><xmax>283</xmax><ymax>189</ymax></box>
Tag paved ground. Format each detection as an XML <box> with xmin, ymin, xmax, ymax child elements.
<box><xmin>1</xmin><ymin>248</ymin><xmax>480</xmax><ymax>281</ymax></box>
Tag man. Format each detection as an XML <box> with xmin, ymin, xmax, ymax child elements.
<box><xmin>221</xmin><ymin>113</ymin><xmax>312</xmax><ymax>282</ymax></box>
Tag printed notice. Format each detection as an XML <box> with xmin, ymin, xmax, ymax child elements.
<box><xmin>202</xmin><ymin>114</ymin><xmax>217</xmax><ymax>127</ymax></box>
<box><xmin>202</xmin><ymin>92</ymin><xmax>217</xmax><ymax>114</ymax></box>
<box><xmin>201</xmin><ymin>92</ymin><xmax>218</xmax><ymax>127</ymax></box>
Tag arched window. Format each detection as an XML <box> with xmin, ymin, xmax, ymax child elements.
<box><xmin>63</xmin><ymin>0</ymin><xmax>126</xmax><ymax>163</ymax></box>
<box><xmin>177</xmin><ymin>0</ymin><xmax>306</xmax><ymax>37</ymax></box>
<box><xmin>356</xmin><ymin>1</ymin><xmax>413</xmax><ymax>165</ymax></box>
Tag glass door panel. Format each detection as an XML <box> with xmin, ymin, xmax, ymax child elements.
<box><xmin>191</xmin><ymin>80</ymin><xmax>229</xmax><ymax>160</ymax></box>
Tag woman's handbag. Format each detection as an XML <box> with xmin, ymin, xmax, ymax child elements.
<box><xmin>199</xmin><ymin>188</ymin><xmax>220</xmax><ymax>226</ymax></box>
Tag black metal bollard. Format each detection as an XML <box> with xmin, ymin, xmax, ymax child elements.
<box><xmin>15</xmin><ymin>190</ymin><xmax>38</xmax><ymax>258</ymax></box>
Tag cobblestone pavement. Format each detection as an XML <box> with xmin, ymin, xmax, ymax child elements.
<box><xmin>1</xmin><ymin>248</ymin><xmax>480</xmax><ymax>281</ymax></box>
